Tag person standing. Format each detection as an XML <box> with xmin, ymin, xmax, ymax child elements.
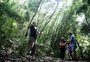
<box><xmin>69</xmin><ymin>32</ymin><xmax>77</xmax><ymax>60</ymax></box>
<box><xmin>59</xmin><ymin>37</ymin><xmax>66</xmax><ymax>61</ymax></box>
<box><xmin>26</xmin><ymin>22</ymin><xmax>40</xmax><ymax>57</ymax></box>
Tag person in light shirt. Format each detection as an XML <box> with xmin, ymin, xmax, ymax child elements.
<box><xmin>68</xmin><ymin>32</ymin><xmax>77</xmax><ymax>60</ymax></box>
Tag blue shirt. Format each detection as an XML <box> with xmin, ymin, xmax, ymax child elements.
<box><xmin>70</xmin><ymin>34</ymin><xmax>76</xmax><ymax>44</ymax></box>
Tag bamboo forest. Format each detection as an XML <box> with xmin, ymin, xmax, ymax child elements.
<box><xmin>0</xmin><ymin>0</ymin><xmax>90</xmax><ymax>62</ymax></box>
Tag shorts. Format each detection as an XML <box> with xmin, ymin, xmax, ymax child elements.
<box><xmin>28</xmin><ymin>37</ymin><xmax>36</xmax><ymax>48</ymax></box>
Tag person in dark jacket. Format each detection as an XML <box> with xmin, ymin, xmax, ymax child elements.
<box><xmin>26</xmin><ymin>22</ymin><xmax>40</xmax><ymax>56</ymax></box>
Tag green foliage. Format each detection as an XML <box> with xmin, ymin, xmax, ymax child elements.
<box><xmin>76</xmin><ymin>4</ymin><xmax>87</xmax><ymax>14</ymax></box>
<box><xmin>0</xmin><ymin>18</ymin><xmax>19</xmax><ymax>50</ymax></box>
<box><xmin>0</xmin><ymin>1</ymin><xmax>21</xmax><ymax>20</ymax></box>
<box><xmin>87</xmin><ymin>0</ymin><xmax>90</xmax><ymax>5</ymax></box>
<box><xmin>81</xmin><ymin>23</ymin><xmax>90</xmax><ymax>35</ymax></box>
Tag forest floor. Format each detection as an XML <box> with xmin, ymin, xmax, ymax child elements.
<box><xmin>0</xmin><ymin>55</ymin><xmax>88</xmax><ymax>62</ymax></box>
<box><xmin>0</xmin><ymin>50</ymin><xmax>89</xmax><ymax>62</ymax></box>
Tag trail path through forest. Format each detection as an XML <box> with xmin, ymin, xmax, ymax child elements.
<box><xmin>0</xmin><ymin>50</ymin><xmax>88</xmax><ymax>62</ymax></box>
<box><xmin>3</xmin><ymin>56</ymin><xmax>88</xmax><ymax>62</ymax></box>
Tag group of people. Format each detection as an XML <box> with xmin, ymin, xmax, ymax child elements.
<box><xmin>59</xmin><ymin>33</ymin><xmax>77</xmax><ymax>60</ymax></box>
<box><xmin>25</xmin><ymin>22</ymin><xmax>77</xmax><ymax>60</ymax></box>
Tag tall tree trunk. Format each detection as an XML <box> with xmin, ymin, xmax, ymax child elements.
<box><xmin>29</xmin><ymin>0</ymin><xmax>43</xmax><ymax>25</ymax></box>
<box><xmin>39</xmin><ymin>2</ymin><xmax>59</xmax><ymax>38</ymax></box>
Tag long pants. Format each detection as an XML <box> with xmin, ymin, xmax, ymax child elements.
<box><xmin>28</xmin><ymin>37</ymin><xmax>36</xmax><ymax>56</ymax></box>
<box><xmin>60</xmin><ymin>48</ymin><xmax>65</xmax><ymax>59</ymax></box>
<box><xmin>70</xmin><ymin>43</ymin><xmax>77</xmax><ymax>59</ymax></box>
